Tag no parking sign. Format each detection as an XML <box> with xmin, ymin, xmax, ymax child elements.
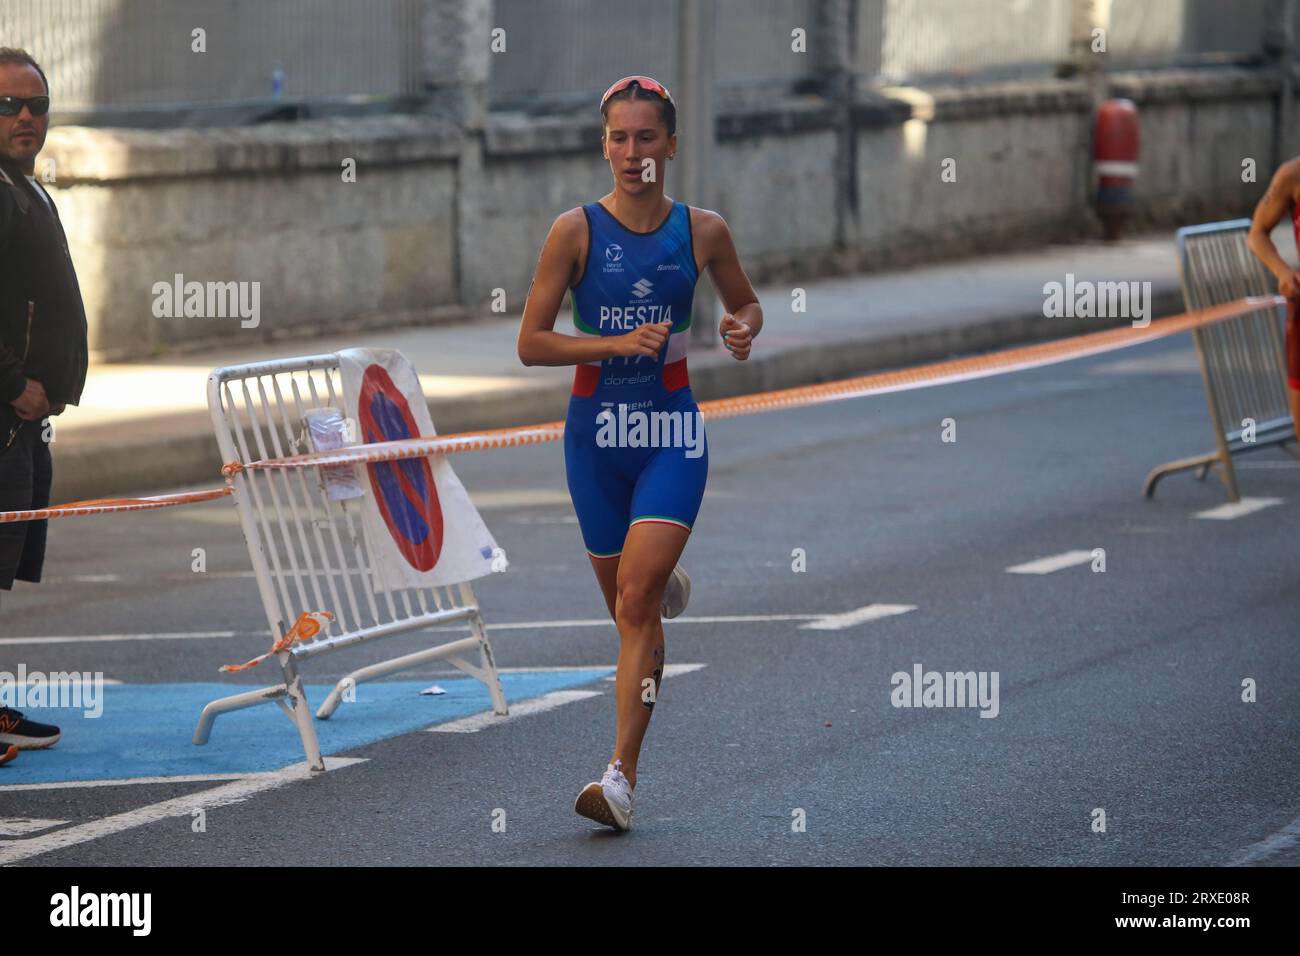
<box><xmin>356</xmin><ymin>363</ymin><xmax>444</xmax><ymax>571</ymax></box>
<box><xmin>338</xmin><ymin>349</ymin><xmax>503</xmax><ymax>591</ymax></box>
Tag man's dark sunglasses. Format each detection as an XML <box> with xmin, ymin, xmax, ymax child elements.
<box><xmin>0</xmin><ymin>95</ymin><xmax>50</xmax><ymax>117</ymax></box>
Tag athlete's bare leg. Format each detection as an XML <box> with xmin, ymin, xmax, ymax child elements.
<box><xmin>595</xmin><ymin>521</ymin><xmax>688</xmax><ymax>791</ymax></box>
<box><xmin>1289</xmin><ymin>386</ymin><xmax>1300</xmax><ymax>443</ymax></box>
<box><xmin>588</xmin><ymin>553</ymin><xmax>620</xmax><ymax>620</ymax></box>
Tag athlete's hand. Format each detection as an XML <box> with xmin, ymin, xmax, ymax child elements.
<box><xmin>719</xmin><ymin>313</ymin><xmax>752</xmax><ymax>360</ymax></box>
<box><xmin>1279</xmin><ymin>270</ymin><xmax>1300</xmax><ymax>299</ymax></box>
<box><xmin>613</xmin><ymin>320</ymin><xmax>672</xmax><ymax>360</ymax></box>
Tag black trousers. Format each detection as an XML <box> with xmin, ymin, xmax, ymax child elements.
<box><xmin>0</xmin><ymin>407</ymin><xmax>52</xmax><ymax>591</ymax></box>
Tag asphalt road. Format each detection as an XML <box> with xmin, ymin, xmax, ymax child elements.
<box><xmin>1</xmin><ymin>333</ymin><xmax>1297</xmax><ymax>866</ymax></box>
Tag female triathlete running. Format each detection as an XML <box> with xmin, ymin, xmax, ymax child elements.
<box><xmin>516</xmin><ymin>75</ymin><xmax>763</xmax><ymax>831</ymax></box>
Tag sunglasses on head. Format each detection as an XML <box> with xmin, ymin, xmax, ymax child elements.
<box><xmin>0</xmin><ymin>95</ymin><xmax>50</xmax><ymax>117</ymax></box>
<box><xmin>600</xmin><ymin>75</ymin><xmax>674</xmax><ymax>110</ymax></box>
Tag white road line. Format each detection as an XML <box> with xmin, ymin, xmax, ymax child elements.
<box><xmin>426</xmin><ymin>690</ymin><xmax>604</xmax><ymax>733</ymax></box>
<box><xmin>0</xmin><ymin>771</ymin><xmax>262</xmax><ymax>793</ymax></box>
<box><xmin>1005</xmin><ymin>550</ymin><xmax>1095</xmax><ymax>574</ymax></box>
<box><xmin>2</xmin><ymin>678</ymin><xmax>123</xmax><ymax>685</ymax></box>
<box><xmin>402</xmin><ymin>662</ymin><xmax>705</xmax><ymax>679</ymax></box>
<box><xmin>1194</xmin><ymin>497</ymin><xmax>1284</xmax><ymax>520</ymax></box>
<box><xmin>431</xmin><ymin>663</ymin><xmax>708</xmax><ymax>732</ymax></box>
<box><xmin>1228</xmin><ymin>814</ymin><xmax>1300</xmax><ymax>866</ymax></box>
<box><xmin>466</xmin><ymin>614</ymin><xmax>825</xmax><ymax>630</ymax></box>
<box><xmin>601</xmin><ymin>663</ymin><xmax>707</xmax><ymax>680</ymax></box>
<box><xmin>0</xmin><ymin>631</ymin><xmax>250</xmax><ymax>646</ymax></box>
<box><xmin>46</xmin><ymin>571</ymin><xmax>260</xmax><ymax>584</ymax></box>
<box><xmin>0</xmin><ymin>817</ymin><xmax>68</xmax><ymax>836</ymax></box>
<box><xmin>0</xmin><ymin>757</ymin><xmax>368</xmax><ymax>865</ymax></box>
<box><xmin>0</xmin><ymin>613</ymin><xmax>854</xmax><ymax>645</ymax></box>
<box><xmin>1088</xmin><ymin>351</ymin><xmax>1201</xmax><ymax>375</ymax></box>
<box><xmin>491</xmin><ymin>665</ymin><xmax>621</xmax><ymax>674</ymax></box>
<box><xmin>799</xmin><ymin>604</ymin><xmax>916</xmax><ymax>630</ymax></box>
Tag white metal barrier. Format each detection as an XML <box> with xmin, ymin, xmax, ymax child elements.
<box><xmin>192</xmin><ymin>352</ymin><xmax>508</xmax><ymax>771</ymax></box>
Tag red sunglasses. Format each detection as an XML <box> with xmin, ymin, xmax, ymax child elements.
<box><xmin>600</xmin><ymin>75</ymin><xmax>675</xmax><ymax>109</ymax></box>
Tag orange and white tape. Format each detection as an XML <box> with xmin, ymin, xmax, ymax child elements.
<box><xmin>0</xmin><ymin>295</ymin><xmax>1279</xmax><ymax>524</ymax></box>
<box><xmin>223</xmin><ymin>296</ymin><xmax>1283</xmax><ymax>469</ymax></box>
<box><xmin>0</xmin><ymin>487</ymin><xmax>234</xmax><ymax>522</ymax></box>
<box><xmin>219</xmin><ymin>611</ymin><xmax>334</xmax><ymax>673</ymax></box>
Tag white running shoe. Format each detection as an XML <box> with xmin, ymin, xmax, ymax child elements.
<box><xmin>575</xmin><ymin>758</ymin><xmax>634</xmax><ymax>831</ymax></box>
<box><xmin>660</xmin><ymin>563</ymin><xmax>691</xmax><ymax>619</ymax></box>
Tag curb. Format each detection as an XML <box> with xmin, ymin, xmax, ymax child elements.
<box><xmin>49</xmin><ymin>287</ymin><xmax>1185</xmax><ymax>502</ymax></box>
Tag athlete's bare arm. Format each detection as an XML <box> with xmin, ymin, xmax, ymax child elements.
<box><xmin>1248</xmin><ymin>159</ymin><xmax>1300</xmax><ymax>296</ymax></box>
<box><xmin>517</xmin><ymin>208</ymin><xmax>671</xmax><ymax>367</ymax></box>
<box><xmin>691</xmin><ymin>207</ymin><xmax>762</xmax><ymax>361</ymax></box>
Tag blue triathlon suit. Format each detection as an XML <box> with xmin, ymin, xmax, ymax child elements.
<box><xmin>564</xmin><ymin>199</ymin><xmax>708</xmax><ymax>559</ymax></box>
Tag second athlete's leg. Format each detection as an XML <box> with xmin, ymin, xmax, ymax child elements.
<box><xmin>1288</xmin><ymin>386</ymin><xmax>1300</xmax><ymax>443</ymax></box>
<box><xmin>1286</xmin><ymin>300</ymin><xmax>1300</xmax><ymax>443</ymax></box>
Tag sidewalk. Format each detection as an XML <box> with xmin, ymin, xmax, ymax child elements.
<box><xmin>48</xmin><ymin>228</ymin><xmax>1263</xmax><ymax>501</ymax></box>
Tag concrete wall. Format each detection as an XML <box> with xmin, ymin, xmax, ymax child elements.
<box><xmin>45</xmin><ymin>117</ymin><xmax>462</xmax><ymax>358</ymax></box>
<box><xmin>37</xmin><ymin>67</ymin><xmax>1290</xmax><ymax>360</ymax></box>
<box><xmin>1110</xmin><ymin>69</ymin><xmax>1280</xmax><ymax>223</ymax></box>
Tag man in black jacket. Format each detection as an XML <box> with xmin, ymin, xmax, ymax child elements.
<box><xmin>0</xmin><ymin>48</ymin><xmax>87</xmax><ymax>757</ymax></box>
<box><xmin>0</xmin><ymin>48</ymin><xmax>88</xmax><ymax>587</ymax></box>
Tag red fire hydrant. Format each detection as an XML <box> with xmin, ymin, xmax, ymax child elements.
<box><xmin>1094</xmin><ymin>98</ymin><xmax>1139</xmax><ymax>241</ymax></box>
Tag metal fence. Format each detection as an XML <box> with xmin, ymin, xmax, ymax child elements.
<box><xmin>1104</xmin><ymin>0</ymin><xmax>1282</xmax><ymax>69</ymax></box>
<box><xmin>1</xmin><ymin>0</ymin><xmax>1298</xmax><ymax>118</ymax></box>
<box><xmin>870</xmin><ymin>0</ymin><xmax>1072</xmax><ymax>83</ymax></box>
<box><xmin>488</xmin><ymin>0</ymin><xmax>819</xmax><ymax>109</ymax></box>
<box><xmin>1144</xmin><ymin>220</ymin><xmax>1296</xmax><ymax>502</ymax></box>
<box><xmin>0</xmin><ymin>0</ymin><xmax>424</xmax><ymax>113</ymax></box>
<box><xmin>194</xmin><ymin>351</ymin><xmax>508</xmax><ymax>770</ymax></box>
<box><xmin>868</xmin><ymin>0</ymin><xmax>1294</xmax><ymax>83</ymax></box>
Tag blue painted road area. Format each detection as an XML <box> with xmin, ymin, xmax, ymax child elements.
<box><xmin>1</xmin><ymin>669</ymin><xmax>613</xmax><ymax>785</ymax></box>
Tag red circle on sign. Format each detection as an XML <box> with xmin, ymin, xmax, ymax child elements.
<box><xmin>357</xmin><ymin>364</ymin><xmax>444</xmax><ymax>572</ymax></box>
